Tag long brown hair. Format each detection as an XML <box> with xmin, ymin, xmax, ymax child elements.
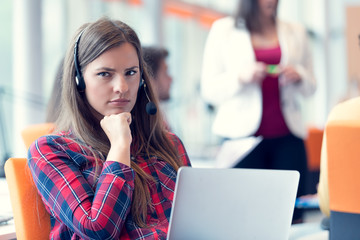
<box><xmin>234</xmin><ymin>0</ymin><xmax>278</xmax><ymax>32</ymax></box>
<box><xmin>56</xmin><ymin>17</ymin><xmax>184</xmax><ymax>227</ymax></box>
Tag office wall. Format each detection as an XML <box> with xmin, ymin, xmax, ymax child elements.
<box><xmin>1</xmin><ymin>0</ymin><xmax>359</xmax><ymax>161</ymax></box>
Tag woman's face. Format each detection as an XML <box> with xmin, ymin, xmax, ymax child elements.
<box><xmin>257</xmin><ymin>0</ymin><xmax>278</xmax><ymax>18</ymax></box>
<box><xmin>83</xmin><ymin>43</ymin><xmax>141</xmax><ymax>120</ymax></box>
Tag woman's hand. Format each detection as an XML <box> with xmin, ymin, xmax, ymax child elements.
<box><xmin>100</xmin><ymin>112</ymin><xmax>132</xmax><ymax>166</ymax></box>
<box><xmin>279</xmin><ymin>66</ymin><xmax>302</xmax><ymax>86</ymax></box>
<box><xmin>250</xmin><ymin>62</ymin><xmax>267</xmax><ymax>84</ymax></box>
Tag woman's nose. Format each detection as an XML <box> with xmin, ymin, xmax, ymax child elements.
<box><xmin>114</xmin><ymin>76</ymin><xmax>128</xmax><ymax>93</ymax></box>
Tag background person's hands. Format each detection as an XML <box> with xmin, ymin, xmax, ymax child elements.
<box><xmin>279</xmin><ymin>66</ymin><xmax>301</xmax><ymax>86</ymax></box>
<box><xmin>250</xmin><ymin>62</ymin><xmax>267</xmax><ymax>84</ymax></box>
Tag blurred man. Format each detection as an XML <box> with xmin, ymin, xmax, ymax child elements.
<box><xmin>142</xmin><ymin>46</ymin><xmax>173</xmax><ymax>131</ymax></box>
<box><xmin>142</xmin><ymin>46</ymin><xmax>173</xmax><ymax>102</ymax></box>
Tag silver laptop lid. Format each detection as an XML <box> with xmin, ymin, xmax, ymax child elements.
<box><xmin>167</xmin><ymin>167</ymin><xmax>299</xmax><ymax>240</ymax></box>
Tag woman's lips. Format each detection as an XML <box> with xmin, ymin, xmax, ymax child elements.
<box><xmin>109</xmin><ymin>98</ymin><xmax>130</xmax><ymax>107</ymax></box>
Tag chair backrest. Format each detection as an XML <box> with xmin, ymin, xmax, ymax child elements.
<box><xmin>4</xmin><ymin>158</ymin><xmax>51</xmax><ymax>240</ymax></box>
<box><xmin>305</xmin><ymin>126</ymin><xmax>324</xmax><ymax>172</ymax></box>
<box><xmin>326</xmin><ymin>97</ymin><xmax>360</xmax><ymax>240</ymax></box>
<box><xmin>21</xmin><ymin>123</ymin><xmax>55</xmax><ymax>150</ymax></box>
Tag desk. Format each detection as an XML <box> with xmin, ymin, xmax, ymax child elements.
<box><xmin>0</xmin><ymin>223</ymin><xmax>16</xmax><ymax>240</ymax></box>
<box><xmin>0</xmin><ymin>178</ymin><xmax>16</xmax><ymax>240</ymax></box>
<box><xmin>289</xmin><ymin>222</ymin><xmax>328</xmax><ymax>240</ymax></box>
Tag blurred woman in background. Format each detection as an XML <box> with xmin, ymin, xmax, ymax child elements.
<box><xmin>201</xmin><ymin>0</ymin><xmax>316</xmax><ymax>223</ymax></box>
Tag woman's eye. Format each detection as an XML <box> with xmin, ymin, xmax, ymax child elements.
<box><xmin>97</xmin><ymin>72</ymin><xmax>110</xmax><ymax>77</ymax></box>
<box><xmin>126</xmin><ymin>70</ymin><xmax>137</xmax><ymax>76</ymax></box>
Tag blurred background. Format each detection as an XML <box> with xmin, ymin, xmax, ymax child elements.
<box><xmin>1</xmin><ymin>0</ymin><xmax>360</xmax><ymax>166</ymax></box>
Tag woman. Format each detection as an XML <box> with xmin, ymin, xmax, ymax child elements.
<box><xmin>201</xmin><ymin>0</ymin><xmax>316</xmax><ymax>223</ymax></box>
<box><xmin>28</xmin><ymin>17</ymin><xmax>191</xmax><ymax>239</ymax></box>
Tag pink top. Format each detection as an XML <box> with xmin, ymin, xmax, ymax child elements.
<box><xmin>253</xmin><ymin>45</ymin><xmax>290</xmax><ymax>138</ymax></box>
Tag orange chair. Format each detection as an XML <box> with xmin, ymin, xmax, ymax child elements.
<box><xmin>4</xmin><ymin>158</ymin><xmax>51</xmax><ymax>240</ymax></box>
<box><xmin>21</xmin><ymin>123</ymin><xmax>55</xmax><ymax>150</ymax></box>
<box><xmin>325</xmin><ymin>97</ymin><xmax>360</xmax><ymax>239</ymax></box>
<box><xmin>305</xmin><ymin>126</ymin><xmax>324</xmax><ymax>172</ymax></box>
<box><xmin>304</xmin><ymin>126</ymin><xmax>324</xmax><ymax>194</ymax></box>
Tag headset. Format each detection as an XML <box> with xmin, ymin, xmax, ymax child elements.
<box><xmin>73</xmin><ymin>30</ymin><xmax>157</xmax><ymax>115</ymax></box>
<box><xmin>74</xmin><ymin>30</ymin><xmax>86</xmax><ymax>91</ymax></box>
<box><xmin>139</xmin><ymin>78</ymin><xmax>157</xmax><ymax>115</ymax></box>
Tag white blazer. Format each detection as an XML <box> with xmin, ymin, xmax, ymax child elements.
<box><xmin>201</xmin><ymin>17</ymin><xmax>316</xmax><ymax>139</ymax></box>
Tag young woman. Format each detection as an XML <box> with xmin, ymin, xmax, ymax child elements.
<box><xmin>201</xmin><ymin>0</ymin><xmax>316</xmax><ymax>223</ymax></box>
<box><xmin>28</xmin><ymin>17</ymin><xmax>191</xmax><ymax>239</ymax></box>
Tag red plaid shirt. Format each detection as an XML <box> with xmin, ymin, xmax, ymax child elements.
<box><xmin>28</xmin><ymin>131</ymin><xmax>191</xmax><ymax>240</ymax></box>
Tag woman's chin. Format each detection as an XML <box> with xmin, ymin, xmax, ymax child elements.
<box><xmin>105</xmin><ymin>109</ymin><xmax>127</xmax><ymax>116</ymax></box>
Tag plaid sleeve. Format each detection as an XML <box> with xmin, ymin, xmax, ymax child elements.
<box><xmin>27</xmin><ymin>135</ymin><xmax>135</xmax><ymax>240</ymax></box>
<box><xmin>167</xmin><ymin>132</ymin><xmax>192</xmax><ymax>167</ymax></box>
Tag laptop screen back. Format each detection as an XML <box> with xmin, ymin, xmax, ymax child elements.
<box><xmin>167</xmin><ymin>167</ymin><xmax>299</xmax><ymax>240</ymax></box>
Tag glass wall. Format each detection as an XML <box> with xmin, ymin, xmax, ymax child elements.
<box><xmin>162</xmin><ymin>11</ymin><xmax>218</xmax><ymax>158</ymax></box>
<box><xmin>0</xmin><ymin>0</ymin><xmax>13</xmax><ymax>164</ymax></box>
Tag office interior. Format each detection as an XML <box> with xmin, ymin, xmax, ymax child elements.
<box><xmin>2</xmin><ymin>0</ymin><xmax>359</xmax><ymax>161</ymax></box>
<box><xmin>0</xmin><ymin>0</ymin><xmax>360</xmax><ymax>238</ymax></box>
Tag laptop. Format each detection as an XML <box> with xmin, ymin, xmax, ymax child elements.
<box><xmin>167</xmin><ymin>167</ymin><xmax>299</xmax><ymax>240</ymax></box>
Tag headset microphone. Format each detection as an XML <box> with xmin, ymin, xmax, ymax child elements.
<box><xmin>146</xmin><ymin>101</ymin><xmax>157</xmax><ymax>115</ymax></box>
<box><xmin>142</xmin><ymin>80</ymin><xmax>157</xmax><ymax>115</ymax></box>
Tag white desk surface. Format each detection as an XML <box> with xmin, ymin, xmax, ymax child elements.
<box><xmin>0</xmin><ymin>178</ymin><xmax>16</xmax><ymax>240</ymax></box>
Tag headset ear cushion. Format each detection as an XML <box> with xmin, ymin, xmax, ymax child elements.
<box><xmin>76</xmin><ymin>75</ymin><xmax>86</xmax><ymax>91</ymax></box>
<box><xmin>74</xmin><ymin>30</ymin><xmax>86</xmax><ymax>92</ymax></box>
